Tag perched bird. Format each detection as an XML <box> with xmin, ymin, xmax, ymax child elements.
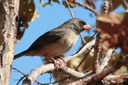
<box><xmin>14</xmin><ymin>18</ymin><xmax>90</xmax><ymax>67</ymax></box>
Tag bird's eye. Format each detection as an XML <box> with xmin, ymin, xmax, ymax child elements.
<box><xmin>79</xmin><ymin>21</ymin><xmax>86</xmax><ymax>26</ymax></box>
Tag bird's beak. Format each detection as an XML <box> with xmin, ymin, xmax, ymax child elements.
<box><xmin>82</xmin><ymin>25</ymin><xmax>90</xmax><ymax>30</ymax></box>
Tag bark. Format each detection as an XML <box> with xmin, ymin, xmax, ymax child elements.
<box><xmin>0</xmin><ymin>0</ymin><xmax>19</xmax><ymax>85</ymax></box>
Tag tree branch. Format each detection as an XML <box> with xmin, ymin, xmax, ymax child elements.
<box><xmin>93</xmin><ymin>0</ymin><xmax>110</xmax><ymax>73</ymax></box>
<box><xmin>98</xmin><ymin>48</ymin><xmax>115</xmax><ymax>73</ymax></box>
<box><xmin>103</xmin><ymin>0</ymin><xmax>109</xmax><ymax>14</ymax></box>
<box><xmin>93</xmin><ymin>33</ymin><xmax>101</xmax><ymax>73</ymax></box>
<box><xmin>65</xmin><ymin>0</ymin><xmax>75</xmax><ymax>18</ymax></box>
<box><xmin>61</xmin><ymin>63</ymin><xmax>86</xmax><ymax>78</ymax></box>
<box><xmin>23</xmin><ymin>39</ymin><xmax>95</xmax><ymax>84</ymax></box>
<box><xmin>75</xmin><ymin>1</ymin><xmax>100</xmax><ymax>16</ymax></box>
<box><xmin>0</xmin><ymin>0</ymin><xmax>19</xmax><ymax>84</ymax></box>
<box><xmin>104</xmin><ymin>73</ymin><xmax>128</xmax><ymax>84</ymax></box>
<box><xmin>67</xmin><ymin>57</ymin><xmax>128</xmax><ymax>85</ymax></box>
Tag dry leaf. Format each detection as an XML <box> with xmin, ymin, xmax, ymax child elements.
<box><xmin>40</xmin><ymin>0</ymin><xmax>60</xmax><ymax>7</ymax></box>
<box><xmin>31</xmin><ymin>9</ymin><xmax>39</xmax><ymax>21</ymax></box>
<box><xmin>16</xmin><ymin>0</ymin><xmax>38</xmax><ymax>41</ymax></box>
<box><xmin>62</xmin><ymin>0</ymin><xmax>76</xmax><ymax>8</ymax></box>
<box><xmin>19</xmin><ymin>0</ymin><xmax>36</xmax><ymax>23</ymax></box>
<box><xmin>96</xmin><ymin>12</ymin><xmax>128</xmax><ymax>53</ymax></box>
<box><xmin>111</xmin><ymin>0</ymin><xmax>128</xmax><ymax>11</ymax></box>
<box><xmin>84</xmin><ymin>0</ymin><xmax>96</xmax><ymax>9</ymax></box>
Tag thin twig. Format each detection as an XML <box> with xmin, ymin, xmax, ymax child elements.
<box><xmin>79</xmin><ymin>33</ymin><xmax>86</xmax><ymax>44</ymax></box>
<box><xmin>65</xmin><ymin>39</ymin><xmax>95</xmax><ymax>62</ymax></box>
<box><xmin>75</xmin><ymin>1</ymin><xmax>100</xmax><ymax>16</ymax></box>
<box><xmin>65</xmin><ymin>0</ymin><xmax>87</xmax><ymax>44</ymax></box>
<box><xmin>75</xmin><ymin>45</ymin><xmax>94</xmax><ymax>71</ymax></box>
<box><xmin>12</xmin><ymin>67</ymin><xmax>27</xmax><ymax>85</ymax></box>
<box><xmin>12</xmin><ymin>67</ymin><xmax>41</xmax><ymax>85</ymax></box>
<box><xmin>84</xmin><ymin>32</ymin><xmax>97</xmax><ymax>45</ymax></box>
<box><xmin>12</xmin><ymin>67</ymin><xmax>26</xmax><ymax>76</ymax></box>
<box><xmin>65</xmin><ymin>0</ymin><xmax>75</xmax><ymax>18</ymax></box>
<box><xmin>16</xmin><ymin>76</ymin><xmax>26</xmax><ymax>85</ymax></box>
<box><xmin>77</xmin><ymin>32</ymin><xmax>97</xmax><ymax>53</ymax></box>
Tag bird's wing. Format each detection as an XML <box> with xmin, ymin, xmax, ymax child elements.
<box><xmin>28</xmin><ymin>29</ymin><xmax>68</xmax><ymax>49</ymax></box>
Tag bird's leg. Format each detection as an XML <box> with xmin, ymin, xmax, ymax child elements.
<box><xmin>55</xmin><ymin>55</ymin><xmax>66</xmax><ymax>65</ymax></box>
<box><xmin>51</xmin><ymin>57</ymin><xmax>61</xmax><ymax>70</ymax></box>
<box><xmin>57</xmin><ymin>56</ymin><xmax>67</xmax><ymax>68</ymax></box>
<box><xmin>59</xmin><ymin>56</ymin><xmax>66</xmax><ymax>63</ymax></box>
<box><xmin>45</xmin><ymin>56</ymin><xmax>66</xmax><ymax>70</ymax></box>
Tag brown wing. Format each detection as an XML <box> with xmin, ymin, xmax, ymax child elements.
<box><xmin>28</xmin><ymin>29</ymin><xmax>67</xmax><ymax>50</ymax></box>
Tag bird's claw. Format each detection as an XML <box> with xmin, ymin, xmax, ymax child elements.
<box><xmin>51</xmin><ymin>58</ymin><xmax>62</xmax><ymax>70</ymax></box>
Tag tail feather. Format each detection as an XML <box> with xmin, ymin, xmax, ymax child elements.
<box><xmin>14</xmin><ymin>50</ymin><xmax>28</xmax><ymax>60</ymax></box>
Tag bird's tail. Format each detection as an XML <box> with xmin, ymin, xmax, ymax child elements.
<box><xmin>14</xmin><ymin>50</ymin><xmax>28</xmax><ymax>60</ymax></box>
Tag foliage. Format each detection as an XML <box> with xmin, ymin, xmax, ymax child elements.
<box><xmin>96</xmin><ymin>12</ymin><xmax>128</xmax><ymax>52</ymax></box>
<box><xmin>16</xmin><ymin>0</ymin><xmax>38</xmax><ymax>41</ymax></box>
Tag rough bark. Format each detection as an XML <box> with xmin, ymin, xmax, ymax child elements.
<box><xmin>0</xmin><ymin>0</ymin><xmax>19</xmax><ymax>85</ymax></box>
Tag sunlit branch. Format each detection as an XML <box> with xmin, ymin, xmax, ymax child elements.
<box><xmin>25</xmin><ymin>39</ymin><xmax>95</xmax><ymax>84</ymax></box>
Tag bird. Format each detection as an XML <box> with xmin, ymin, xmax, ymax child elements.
<box><xmin>14</xmin><ymin>18</ymin><xmax>90</xmax><ymax>67</ymax></box>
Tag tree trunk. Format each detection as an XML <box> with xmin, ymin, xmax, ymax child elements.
<box><xmin>0</xmin><ymin>0</ymin><xmax>19</xmax><ymax>85</ymax></box>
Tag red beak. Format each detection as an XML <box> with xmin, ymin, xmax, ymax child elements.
<box><xmin>82</xmin><ymin>25</ymin><xmax>90</xmax><ymax>30</ymax></box>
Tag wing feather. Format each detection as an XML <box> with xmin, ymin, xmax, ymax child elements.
<box><xmin>28</xmin><ymin>29</ymin><xmax>67</xmax><ymax>49</ymax></box>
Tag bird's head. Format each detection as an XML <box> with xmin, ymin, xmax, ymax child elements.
<box><xmin>65</xmin><ymin>18</ymin><xmax>90</xmax><ymax>34</ymax></box>
<box><xmin>70</xmin><ymin>18</ymin><xmax>90</xmax><ymax>32</ymax></box>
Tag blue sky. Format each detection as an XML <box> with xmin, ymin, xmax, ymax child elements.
<box><xmin>10</xmin><ymin>0</ymin><xmax>125</xmax><ymax>85</ymax></box>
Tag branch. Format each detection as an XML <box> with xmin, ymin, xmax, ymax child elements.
<box><xmin>0</xmin><ymin>0</ymin><xmax>19</xmax><ymax>84</ymax></box>
<box><xmin>61</xmin><ymin>63</ymin><xmax>86</xmax><ymax>78</ymax></box>
<box><xmin>65</xmin><ymin>0</ymin><xmax>75</xmax><ymax>18</ymax></box>
<box><xmin>23</xmin><ymin>39</ymin><xmax>95</xmax><ymax>84</ymax></box>
<box><xmin>75</xmin><ymin>1</ymin><xmax>100</xmax><ymax>16</ymax></box>
<box><xmin>12</xmin><ymin>67</ymin><xmax>26</xmax><ymax>76</ymax></box>
<box><xmin>75</xmin><ymin>45</ymin><xmax>94</xmax><ymax>70</ymax></box>
<box><xmin>12</xmin><ymin>67</ymin><xmax>28</xmax><ymax>85</ymax></box>
<box><xmin>93</xmin><ymin>33</ymin><xmax>101</xmax><ymax>73</ymax></box>
<box><xmin>103</xmin><ymin>0</ymin><xmax>109</xmax><ymax>14</ymax></box>
<box><xmin>65</xmin><ymin>39</ymin><xmax>95</xmax><ymax>62</ymax></box>
<box><xmin>98</xmin><ymin>48</ymin><xmax>115</xmax><ymax>73</ymax></box>
<box><xmin>67</xmin><ymin>57</ymin><xmax>128</xmax><ymax>85</ymax></box>
<box><xmin>104</xmin><ymin>73</ymin><xmax>128</xmax><ymax>84</ymax></box>
<box><xmin>93</xmin><ymin>0</ymin><xmax>110</xmax><ymax>73</ymax></box>
<box><xmin>74</xmin><ymin>33</ymin><xmax>96</xmax><ymax>71</ymax></box>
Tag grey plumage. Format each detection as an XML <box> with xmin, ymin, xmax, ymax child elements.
<box><xmin>14</xmin><ymin>18</ymin><xmax>88</xmax><ymax>60</ymax></box>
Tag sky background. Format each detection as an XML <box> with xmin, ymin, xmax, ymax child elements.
<box><xmin>10</xmin><ymin>0</ymin><xmax>125</xmax><ymax>85</ymax></box>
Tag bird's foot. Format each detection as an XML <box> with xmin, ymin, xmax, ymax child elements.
<box><xmin>55</xmin><ymin>55</ymin><xmax>66</xmax><ymax>64</ymax></box>
<box><xmin>59</xmin><ymin>57</ymin><xmax>66</xmax><ymax>64</ymax></box>
<box><xmin>51</xmin><ymin>58</ymin><xmax>61</xmax><ymax>70</ymax></box>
